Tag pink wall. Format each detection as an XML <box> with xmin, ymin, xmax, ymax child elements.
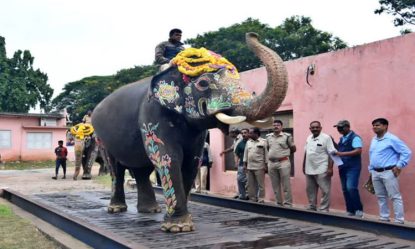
<box><xmin>209</xmin><ymin>32</ymin><xmax>415</xmax><ymax>221</ymax></box>
<box><xmin>0</xmin><ymin>115</ymin><xmax>68</xmax><ymax>161</ymax></box>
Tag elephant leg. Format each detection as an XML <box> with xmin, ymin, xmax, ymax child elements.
<box><xmin>130</xmin><ymin>167</ymin><xmax>161</xmax><ymax>213</ymax></box>
<box><xmin>182</xmin><ymin>132</ymin><xmax>206</xmax><ymax>199</ymax></box>
<box><xmin>156</xmin><ymin>151</ymin><xmax>195</xmax><ymax>233</ymax></box>
<box><xmin>108</xmin><ymin>158</ymin><xmax>127</xmax><ymax>213</ymax></box>
<box><xmin>96</xmin><ymin>157</ymin><xmax>106</xmax><ymax>176</ymax></box>
<box><xmin>98</xmin><ymin>147</ymin><xmax>109</xmax><ymax>176</ymax></box>
<box><xmin>182</xmin><ymin>156</ymin><xmax>202</xmax><ymax>200</ymax></box>
<box><xmin>82</xmin><ymin>144</ymin><xmax>98</xmax><ymax>180</ymax></box>
<box><xmin>140</xmin><ymin>122</ymin><xmax>195</xmax><ymax>232</ymax></box>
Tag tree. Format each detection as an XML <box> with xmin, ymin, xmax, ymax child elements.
<box><xmin>273</xmin><ymin>16</ymin><xmax>347</xmax><ymax>61</ymax></box>
<box><xmin>185</xmin><ymin>17</ymin><xmax>347</xmax><ymax>71</ymax></box>
<box><xmin>0</xmin><ymin>36</ymin><xmax>53</xmax><ymax>113</ymax></box>
<box><xmin>375</xmin><ymin>0</ymin><xmax>415</xmax><ymax>26</ymax></box>
<box><xmin>51</xmin><ymin>65</ymin><xmax>157</xmax><ymax>124</ymax></box>
<box><xmin>52</xmin><ymin>75</ymin><xmax>113</xmax><ymax>124</ymax></box>
<box><xmin>52</xmin><ymin>17</ymin><xmax>347</xmax><ymax>119</ymax></box>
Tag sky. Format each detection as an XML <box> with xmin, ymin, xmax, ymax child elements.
<box><xmin>0</xmin><ymin>0</ymin><xmax>407</xmax><ymax>99</ymax></box>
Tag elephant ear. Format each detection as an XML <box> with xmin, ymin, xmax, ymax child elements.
<box><xmin>149</xmin><ymin>67</ymin><xmax>185</xmax><ymax>114</ymax></box>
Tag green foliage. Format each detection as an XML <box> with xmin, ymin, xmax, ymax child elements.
<box><xmin>52</xmin><ymin>75</ymin><xmax>114</xmax><ymax>123</ymax></box>
<box><xmin>52</xmin><ymin>16</ymin><xmax>347</xmax><ymax>120</ymax></box>
<box><xmin>1</xmin><ymin>160</ymin><xmax>59</xmax><ymax>170</ymax></box>
<box><xmin>186</xmin><ymin>18</ymin><xmax>274</xmax><ymax>71</ymax></box>
<box><xmin>51</xmin><ymin>65</ymin><xmax>157</xmax><ymax>124</ymax></box>
<box><xmin>0</xmin><ymin>36</ymin><xmax>53</xmax><ymax>113</ymax></box>
<box><xmin>0</xmin><ymin>204</ymin><xmax>12</xmax><ymax>217</ymax></box>
<box><xmin>273</xmin><ymin>16</ymin><xmax>347</xmax><ymax>61</ymax></box>
<box><xmin>93</xmin><ymin>174</ymin><xmax>112</xmax><ymax>188</ymax></box>
<box><xmin>185</xmin><ymin>17</ymin><xmax>347</xmax><ymax>71</ymax></box>
<box><xmin>0</xmin><ymin>202</ymin><xmax>58</xmax><ymax>249</ymax></box>
<box><xmin>375</xmin><ymin>0</ymin><xmax>415</xmax><ymax>26</ymax></box>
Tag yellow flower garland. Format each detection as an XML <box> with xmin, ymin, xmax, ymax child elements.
<box><xmin>70</xmin><ymin>123</ymin><xmax>94</xmax><ymax>140</ymax></box>
<box><xmin>171</xmin><ymin>48</ymin><xmax>239</xmax><ymax>78</ymax></box>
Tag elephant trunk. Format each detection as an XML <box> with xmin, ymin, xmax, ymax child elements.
<box><xmin>233</xmin><ymin>33</ymin><xmax>288</xmax><ymax>121</ymax></box>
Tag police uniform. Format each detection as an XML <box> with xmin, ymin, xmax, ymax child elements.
<box><xmin>266</xmin><ymin>132</ymin><xmax>294</xmax><ymax>206</ymax></box>
<box><xmin>243</xmin><ymin>137</ymin><xmax>268</xmax><ymax>202</ymax></box>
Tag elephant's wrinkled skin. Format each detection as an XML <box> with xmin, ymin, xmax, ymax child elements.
<box><xmin>81</xmin><ymin>135</ymin><xmax>109</xmax><ymax>179</ymax></box>
<box><xmin>92</xmin><ymin>33</ymin><xmax>288</xmax><ymax>232</ymax></box>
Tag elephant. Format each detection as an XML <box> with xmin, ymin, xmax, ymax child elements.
<box><xmin>91</xmin><ymin>32</ymin><xmax>288</xmax><ymax>232</ymax></box>
<box><xmin>73</xmin><ymin>134</ymin><xmax>109</xmax><ymax>180</ymax></box>
<box><xmin>82</xmin><ymin>134</ymin><xmax>109</xmax><ymax>179</ymax></box>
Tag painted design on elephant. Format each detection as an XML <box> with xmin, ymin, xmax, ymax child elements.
<box><xmin>184</xmin><ymin>86</ymin><xmax>192</xmax><ymax>96</ymax></box>
<box><xmin>220</xmin><ymin>71</ymin><xmax>253</xmax><ymax>106</ymax></box>
<box><xmin>184</xmin><ymin>96</ymin><xmax>199</xmax><ymax>118</ymax></box>
<box><xmin>141</xmin><ymin>123</ymin><xmax>177</xmax><ymax>216</ymax></box>
<box><xmin>207</xmin><ymin>96</ymin><xmax>232</xmax><ymax>111</ymax></box>
<box><xmin>153</xmin><ymin>80</ymin><xmax>180</xmax><ymax>106</ymax></box>
<box><xmin>174</xmin><ymin>105</ymin><xmax>183</xmax><ymax>113</ymax></box>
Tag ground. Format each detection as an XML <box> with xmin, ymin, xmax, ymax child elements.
<box><xmin>0</xmin><ymin>165</ymin><xmax>110</xmax><ymax>195</ymax></box>
<box><xmin>0</xmin><ymin>165</ymin><xmax>111</xmax><ymax>249</ymax></box>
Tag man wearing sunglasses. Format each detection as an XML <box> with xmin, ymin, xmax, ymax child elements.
<box><xmin>332</xmin><ymin>120</ymin><xmax>364</xmax><ymax>218</ymax></box>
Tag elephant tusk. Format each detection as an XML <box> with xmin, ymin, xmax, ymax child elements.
<box><xmin>215</xmin><ymin>113</ymin><xmax>246</xmax><ymax>125</ymax></box>
<box><xmin>247</xmin><ymin>117</ymin><xmax>274</xmax><ymax>128</ymax></box>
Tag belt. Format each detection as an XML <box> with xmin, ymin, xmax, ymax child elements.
<box><xmin>373</xmin><ymin>166</ymin><xmax>395</xmax><ymax>172</ymax></box>
<box><xmin>269</xmin><ymin>157</ymin><xmax>289</xmax><ymax>162</ymax></box>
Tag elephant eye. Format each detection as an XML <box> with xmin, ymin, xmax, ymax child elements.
<box><xmin>198</xmin><ymin>80</ymin><xmax>209</xmax><ymax>88</ymax></box>
<box><xmin>195</xmin><ymin>79</ymin><xmax>210</xmax><ymax>91</ymax></box>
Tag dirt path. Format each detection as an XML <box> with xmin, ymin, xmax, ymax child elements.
<box><xmin>0</xmin><ymin>166</ymin><xmax>110</xmax><ymax>195</ymax></box>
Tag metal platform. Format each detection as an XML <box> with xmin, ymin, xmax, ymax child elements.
<box><xmin>2</xmin><ymin>189</ymin><xmax>415</xmax><ymax>249</ymax></box>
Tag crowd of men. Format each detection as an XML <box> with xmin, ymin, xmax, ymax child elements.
<box><xmin>220</xmin><ymin>118</ymin><xmax>411</xmax><ymax>224</ymax></box>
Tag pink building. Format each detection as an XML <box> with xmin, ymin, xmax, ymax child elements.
<box><xmin>0</xmin><ymin>112</ymin><xmax>68</xmax><ymax>161</ymax></box>
<box><xmin>209</xmin><ymin>32</ymin><xmax>415</xmax><ymax>221</ymax></box>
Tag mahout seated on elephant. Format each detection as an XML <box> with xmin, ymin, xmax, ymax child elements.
<box><xmin>70</xmin><ymin>123</ymin><xmax>109</xmax><ymax>180</ymax></box>
<box><xmin>92</xmin><ymin>33</ymin><xmax>288</xmax><ymax>232</ymax></box>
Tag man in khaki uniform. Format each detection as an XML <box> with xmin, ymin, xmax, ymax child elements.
<box><xmin>244</xmin><ymin>127</ymin><xmax>268</xmax><ymax>203</ymax></box>
<box><xmin>266</xmin><ymin>120</ymin><xmax>296</xmax><ymax>207</ymax></box>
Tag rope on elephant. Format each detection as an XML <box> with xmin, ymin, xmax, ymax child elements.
<box><xmin>171</xmin><ymin>48</ymin><xmax>239</xmax><ymax>78</ymax></box>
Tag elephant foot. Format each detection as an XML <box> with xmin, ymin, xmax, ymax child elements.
<box><xmin>82</xmin><ymin>174</ymin><xmax>92</xmax><ymax>180</ymax></box>
<box><xmin>108</xmin><ymin>203</ymin><xmax>128</xmax><ymax>213</ymax></box>
<box><xmin>137</xmin><ymin>203</ymin><xmax>162</xmax><ymax>213</ymax></box>
<box><xmin>161</xmin><ymin>214</ymin><xmax>194</xmax><ymax>233</ymax></box>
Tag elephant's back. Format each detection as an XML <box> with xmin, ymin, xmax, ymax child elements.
<box><xmin>92</xmin><ymin>79</ymin><xmax>151</xmax><ymax>166</ymax></box>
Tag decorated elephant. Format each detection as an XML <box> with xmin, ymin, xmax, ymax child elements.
<box><xmin>80</xmin><ymin>134</ymin><xmax>108</xmax><ymax>179</ymax></box>
<box><xmin>70</xmin><ymin>124</ymin><xmax>109</xmax><ymax>180</ymax></box>
<box><xmin>92</xmin><ymin>33</ymin><xmax>288</xmax><ymax>232</ymax></box>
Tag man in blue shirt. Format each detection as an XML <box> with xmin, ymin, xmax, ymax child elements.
<box><xmin>333</xmin><ymin>120</ymin><xmax>364</xmax><ymax>217</ymax></box>
<box><xmin>369</xmin><ymin>118</ymin><xmax>412</xmax><ymax>224</ymax></box>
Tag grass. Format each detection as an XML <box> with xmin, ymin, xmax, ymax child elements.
<box><xmin>93</xmin><ymin>174</ymin><xmax>112</xmax><ymax>188</ymax></box>
<box><xmin>0</xmin><ymin>204</ymin><xmax>12</xmax><ymax>217</ymax></box>
<box><xmin>0</xmin><ymin>203</ymin><xmax>59</xmax><ymax>249</ymax></box>
<box><xmin>0</xmin><ymin>160</ymin><xmax>74</xmax><ymax>170</ymax></box>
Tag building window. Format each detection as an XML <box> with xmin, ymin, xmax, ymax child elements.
<box><xmin>0</xmin><ymin>130</ymin><xmax>11</xmax><ymax>148</ymax></box>
<box><xmin>27</xmin><ymin>132</ymin><xmax>52</xmax><ymax>149</ymax></box>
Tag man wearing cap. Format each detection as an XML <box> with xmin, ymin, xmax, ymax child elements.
<box><xmin>368</xmin><ymin>118</ymin><xmax>411</xmax><ymax>224</ymax></box>
<box><xmin>266</xmin><ymin>120</ymin><xmax>296</xmax><ymax>207</ymax></box>
<box><xmin>332</xmin><ymin>120</ymin><xmax>364</xmax><ymax>217</ymax></box>
<box><xmin>303</xmin><ymin>121</ymin><xmax>336</xmax><ymax>212</ymax></box>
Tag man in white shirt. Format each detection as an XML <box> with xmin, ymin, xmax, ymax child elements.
<box><xmin>303</xmin><ymin>121</ymin><xmax>336</xmax><ymax>212</ymax></box>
